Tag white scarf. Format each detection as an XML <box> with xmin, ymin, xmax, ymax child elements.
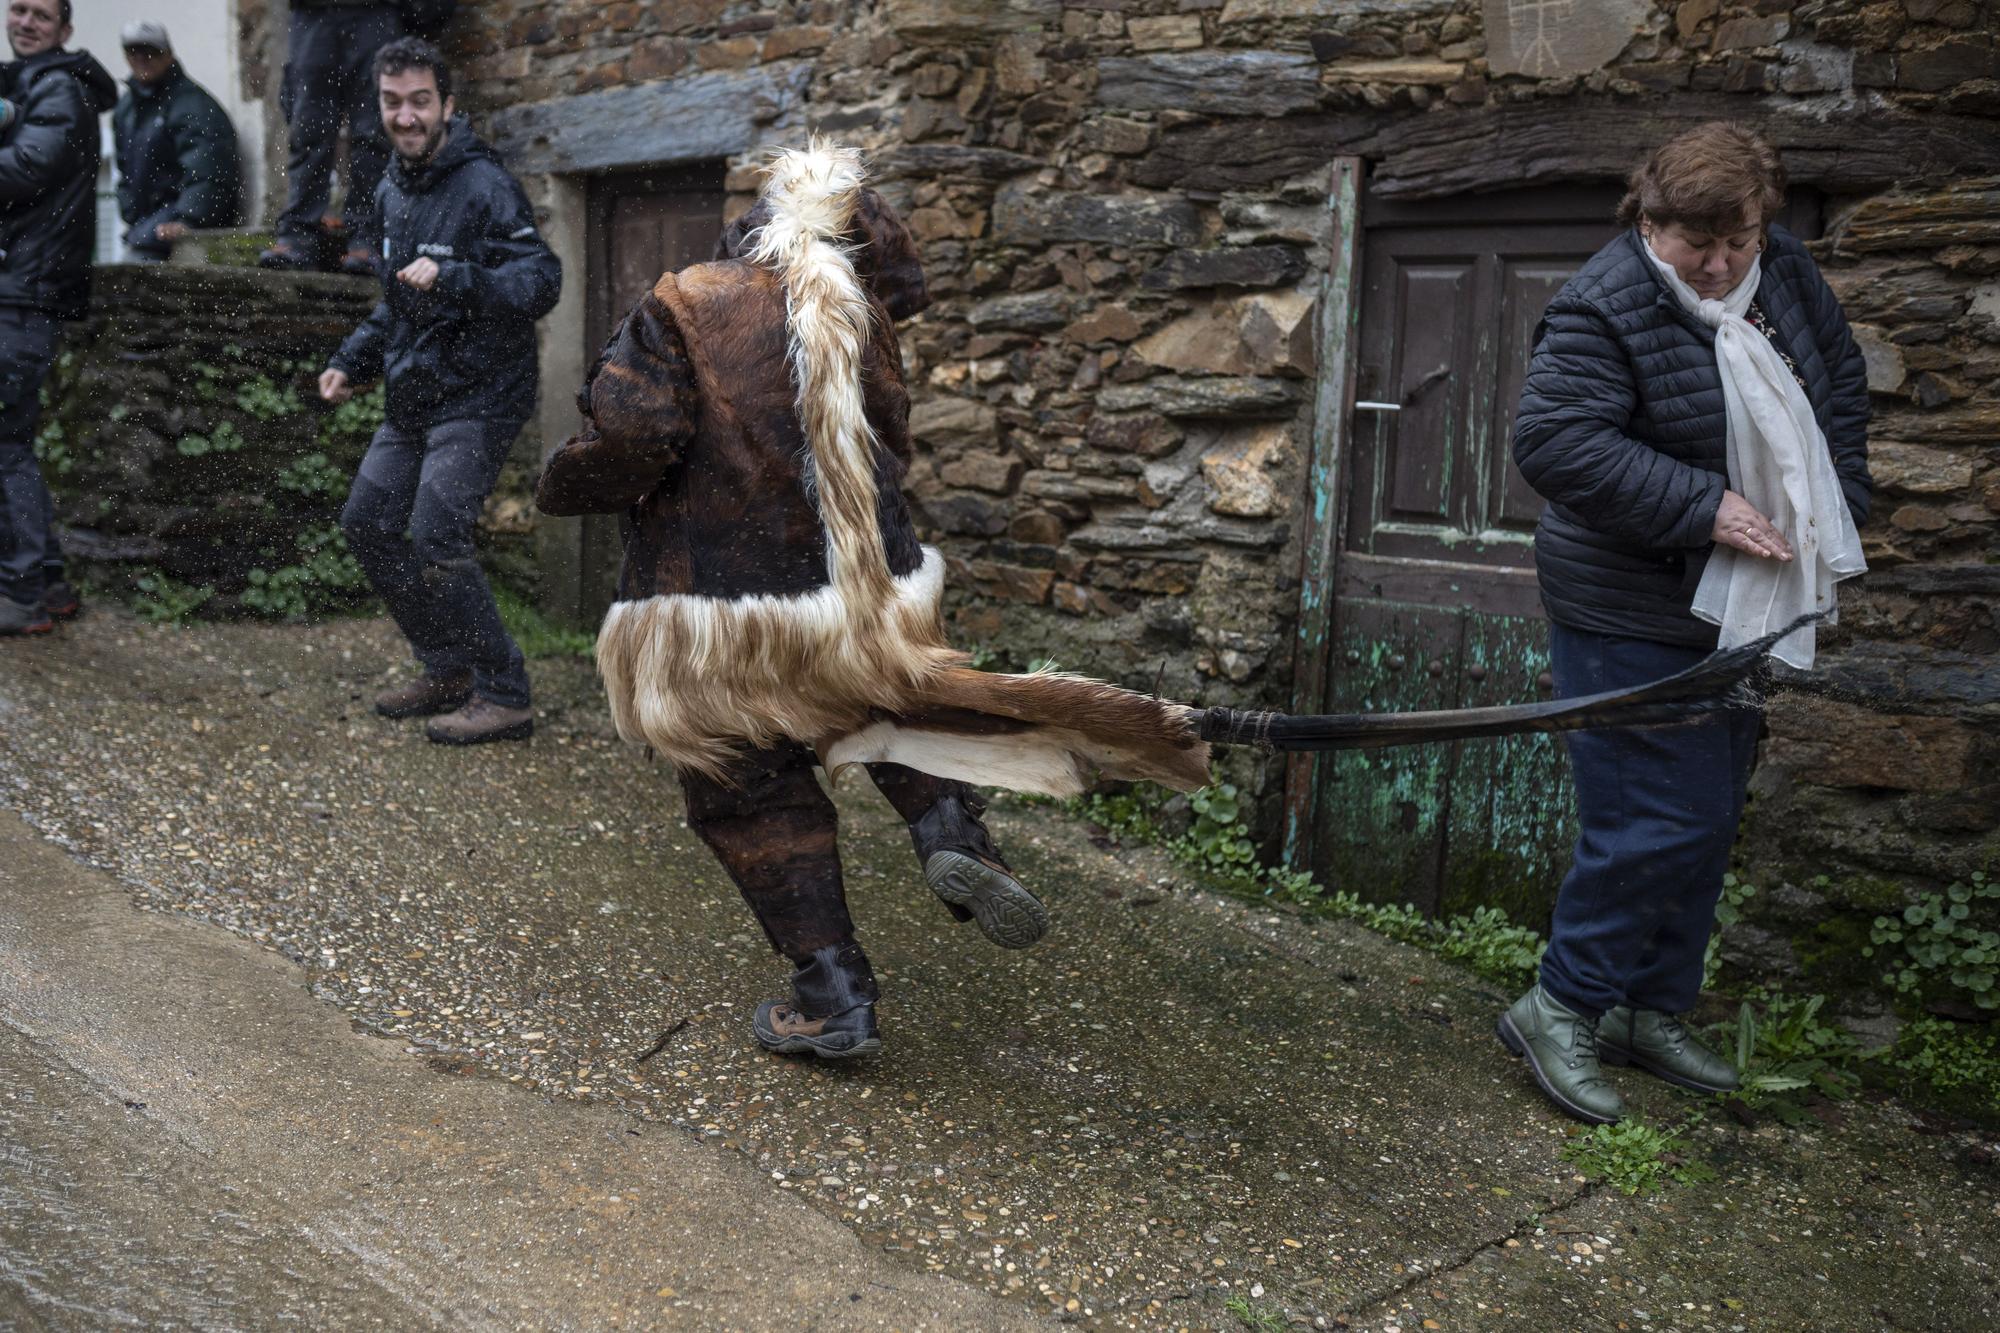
<box><xmin>1643</xmin><ymin>245</ymin><xmax>1866</xmax><ymax>669</ymax></box>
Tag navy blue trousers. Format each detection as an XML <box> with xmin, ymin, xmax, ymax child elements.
<box><xmin>1536</xmin><ymin>624</ymin><xmax>1762</xmax><ymax>1019</ymax></box>
<box><xmin>340</xmin><ymin>418</ymin><xmax>531</xmax><ymax>709</ymax></box>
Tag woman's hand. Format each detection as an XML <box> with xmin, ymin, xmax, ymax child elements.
<box><xmin>1712</xmin><ymin>489</ymin><xmax>1793</xmax><ymax>561</ymax></box>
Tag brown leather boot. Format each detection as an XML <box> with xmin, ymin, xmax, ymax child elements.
<box><xmin>374</xmin><ymin>670</ymin><xmax>473</xmax><ymax>719</ymax></box>
<box><xmin>424</xmin><ymin>696</ymin><xmax>534</xmax><ymax>746</ymax></box>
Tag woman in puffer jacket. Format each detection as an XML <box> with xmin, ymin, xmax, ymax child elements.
<box><xmin>1500</xmin><ymin>121</ymin><xmax>1872</xmax><ymax>1124</ymax></box>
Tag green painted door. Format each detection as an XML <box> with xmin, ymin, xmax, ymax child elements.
<box><xmin>1306</xmin><ymin>189</ymin><xmax>1618</xmax><ymax>925</ymax></box>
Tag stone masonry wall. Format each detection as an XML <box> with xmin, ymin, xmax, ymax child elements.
<box><xmin>311</xmin><ymin>3</ymin><xmax>1996</xmax><ymax>937</ymax></box>
<box><xmin>39</xmin><ymin>264</ymin><xmax>542</xmax><ymax>617</ymax></box>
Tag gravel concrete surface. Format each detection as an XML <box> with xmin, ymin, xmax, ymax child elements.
<box><xmin>1</xmin><ymin>610</ymin><xmax>1994</xmax><ymax>1331</ymax></box>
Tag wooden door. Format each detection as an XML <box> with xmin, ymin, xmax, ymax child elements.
<box><xmin>573</xmin><ymin>166</ymin><xmax>726</xmax><ymax>622</ymax></box>
<box><xmin>1305</xmin><ymin>185</ymin><xmax>1621</xmax><ymax>924</ymax></box>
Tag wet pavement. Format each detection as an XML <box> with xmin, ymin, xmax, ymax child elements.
<box><xmin>2</xmin><ymin>611</ymin><xmax>1996</xmax><ymax>1331</ymax></box>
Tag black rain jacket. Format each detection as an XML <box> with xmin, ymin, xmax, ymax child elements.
<box><xmin>0</xmin><ymin>48</ymin><xmax>118</xmax><ymax>318</ymax></box>
<box><xmin>113</xmin><ymin>63</ymin><xmax>242</xmax><ymax>251</ymax></box>
<box><xmin>1511</xmin><ymin>225</ymin><xmax>1872</xmax><ymax>647</ymax></box>
<box><xmin>330</xmin><ymin>118</ymin><xmax>561</xmax><ymax>429</ymax></box>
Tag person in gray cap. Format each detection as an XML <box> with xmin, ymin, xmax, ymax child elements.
<box><xmin>111</xmin><ymin>21</ymin><xmax>241</xmax><ymax>261</ymax></box>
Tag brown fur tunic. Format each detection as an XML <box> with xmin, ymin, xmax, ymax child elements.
<box><xmin>535</xmin><ymin>145</ymin><xmax>1208</xmax><ymax>796</ymax></box>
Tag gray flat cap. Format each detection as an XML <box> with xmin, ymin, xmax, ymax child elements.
<box><xmin>120</xmin><ymin>21</ymin><xmax>172</xmax><ymax>51</ymax></box>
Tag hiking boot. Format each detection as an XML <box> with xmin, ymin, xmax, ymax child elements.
<box><xmin>752</xmin><ymin>941</ymin><xmax>881</xmax><ymax>1059</ymax></box>
<box><xmin>912</xmin><ymin>788</ymin><xmax>1047</xmax><ymax>949</ymax></box>
<box><xmin>424</xmin><ymin>695</ymin><xmax>534</xmax><ymax>745</ymax></box>
<box><xmin>41</xmin><ymin>580</ymin><xmax>79</xmax><ymax>621</ymax></box>
<box><xmin>1599</xmin><ymin>1005</ymin><xmax>1740</xmax><ymax>1094</ymax></box>
<box><xmin>374</xmin><ymin>670</ymin><xmax>473</xmax><ymax>719</ymax></box>
<box><xmin>0</xmin><ymin>596</ymin><xmax>53</xmax><ymax>636</ymax></box>
<box><xmin>256</xmin><ymin>239</ymin><xmax>317</xmax><ymax>271</ymax></box>
<box><xmin>338</xmin><ymin>247</ymin><xmax>379</xmax><ymax>278</ymax></box>
<box><xmin>1497</xmin><ymin>984</ymin><xmax>1626</xmax><ymax>1125</ymax></box>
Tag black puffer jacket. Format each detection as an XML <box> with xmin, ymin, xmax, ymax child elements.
<box><xmin>1512</xmin><ymin>225</ymin><xmax>1872</xmax><ymax>647</ymax></box>
<box><xmin>330</xmin><ymin>118</ymin><xmax>561</xmax><ymax>429</ymax></box>
<box><xmin>0</xmin><ymin>49</ymin><xmax>119</xmax><ymax>318</ymax></box>
<box><xmin>113</xmin><ymin>64</ymin><xmax>243</xmax><ymax>251</ymax></box>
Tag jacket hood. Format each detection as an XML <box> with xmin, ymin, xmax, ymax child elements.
<box><xmin>19</xmin><ymin>48</ymin><xmax>118</xmax><ymax>113</ymax></box>
<box><xmin>387</xmin><ymin>116</ymin><xmax>493</xmax><ymax>193</ymax></box>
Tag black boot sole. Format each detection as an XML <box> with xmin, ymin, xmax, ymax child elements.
<box><xmin>752</xmin><ymin>1002</ymin><xmax>880</xmax><ymax>1059</ymax></box>
<box><xmin>925</xmin><ymin>850</ymin><xmax>1048</xmax><ymax>949</ymax></box>
<box><xmin>377</xmin><ymin>693</ymin><xmax>472</xmax><ymax>720</ymax></box>
<box><xmin>1598</xmin><ymin>1042</ymin><xmax>1739</xmax><ymax>1095</ymax></box>
<box><xmin>1496</xmin><ymin>1014</ymin><xmax>1623</xmax><ymax>1125</ymax></box>
<box><xmin>425</xmin><ymin>718</ymin><xmax>534</xmax><ymax>745</ymax></box>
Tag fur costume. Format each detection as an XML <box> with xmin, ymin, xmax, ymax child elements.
<box><xmin>536</xmin><ymin>142</ymin><xmax>1209</xmax><ymax>796</ymax></box>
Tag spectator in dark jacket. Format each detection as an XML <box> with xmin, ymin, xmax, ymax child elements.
<box><xmin>1499</xmin><ymin>122</ymin><xmax>1873</xmax><ymax>1125</ymax></box>
<box><xmin>0</xmin><ymin>0</ymin><xmax>115</xmax><ymax>635</ymax></box>
<box><xmin>111</xmin><ymin>22</ymin><xmax>241</xmax><ymax>261</ymax></box>
<box><xmin>319</xmin><ymin>37</ymin><xmax>560</xmax><ymax>745</ymax></box>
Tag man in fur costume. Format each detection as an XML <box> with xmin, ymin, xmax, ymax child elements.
<box><xmin>536</xmin><ymin>143</ymin><xmax>1209</xmax><ymax>1058</ymax></box>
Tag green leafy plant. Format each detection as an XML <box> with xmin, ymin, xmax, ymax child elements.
<box><xmin>1721</xmin><ymin>992</ymin><xmax>1864</xmax><ymax>1123</ymax></box>
<box><xmin>176</xmin><ymin>420</ymin><xmax>247</xmax><ymax>457</ymax></box>
<box><xmin>131</xmin><ymin>570</ymin><xmax>214</xmax><ymax>623</ymax></box>
<box><xmin>32</xmin><ymin>413</ymin><xmax>71</xmax><ymax>475</ymax></box>
<box><xmin>493</xmin><ymin>584</ymin><xmax>595</xmax><ymax>659</ymax></box>
<box><xmin>1704</xmin><ymin>872</ymin><xmax>1758</xmax><ymax>988</ymax></box>
<box><xmin>1865</xmin><ymin>871</ymin><xmax>1999</xmax><ymax>1012</ymax></box>
<box><xmin>1185</xmin><ymin>783</ymin><xmax>1260</xmax><ymax>876</ymax></box>
<box><xmin>1560</xmin><ymin>1119</ymin><xmax>1714</xmax><ymax>1196</ymax></box>
<box><xmin>1221</xmin><ymin>1294</ymin><xmax>1287</xmax><ymax>1332</ymax></box>
<box><xmin>187</xmin><ymin>359</ymin><xmax>225</xmax><ymax>403</ymax></box>
<box><xmin>240</xmin><ymin>524</ymin><xmax>368</xmax><ymax>619</ymax></box>
<box><xmin>235</xmin><ymin>373</ymin><xmax>305</xmax><ymax>420</ymax></box>
<box><xmin>275</xmin><ymin>450</ymin><xmax>348</xmax><ymax>499</ymax></box>
<box><xmin>1889</xmin><ymin>1016</ymin><xmax>2000</xmax><ymax>1100</ymax></box>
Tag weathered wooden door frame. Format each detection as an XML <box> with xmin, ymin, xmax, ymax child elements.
<box><xmin>1282</xmin><ymin>157</ymin><xmax>1364</xmax><ymax>874</ymax></box>
<box><xmin>1280</xmin><ymin>175</ymin><xmax>1824</xmax><ymax>877</ymax></box>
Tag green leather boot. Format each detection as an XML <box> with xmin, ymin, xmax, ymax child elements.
<box><xmin>1497</xmin><ymin>985</ymin><xmax>1627</xmax><ymax>1124</ymax></box>
<box><xmin>1598</xmin><ymin>1006</ymin><xmax>1740</xmax><ymax>1094</ymax></box>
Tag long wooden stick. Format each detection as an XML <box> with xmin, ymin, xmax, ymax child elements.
<box><xmin>1198</xmin><ymin>616</ymin><xmax>1812</xmax><ymax>754</ymax></box>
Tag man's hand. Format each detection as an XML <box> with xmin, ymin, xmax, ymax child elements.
<box><xmin>396</xmin><ymin>257</ymin><xmax>441</xmax><ymax>292</ymax></box>
<box><xmin>1712</xmin><ymin>489</ymin><xmax>1793</xmax><ymax>562</ymax></box>
<box><xmin>155</xmin><ymin>220</ymin><xmax>189</xmax><ymax>242</ymax></box>
<box><xmin>319</xmin><ymin>368</ymin><xmax>353</xmax><ymax>404</ymax></box>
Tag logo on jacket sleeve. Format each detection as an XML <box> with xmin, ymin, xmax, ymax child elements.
<box><xmin>417</xmin><ymin>243</ymin><xmax>456</xmax><ymax>258</ymax></box>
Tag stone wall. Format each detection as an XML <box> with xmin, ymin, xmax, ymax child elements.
<box><xmin>38</xmin><ymin>264</ymin><xmax>541</xmax><ymax>616</ymax></box>
<box><xmin>275</xmin><ymin>4</ymin><xmax>1996</xmax><ymax>934</ymax></box>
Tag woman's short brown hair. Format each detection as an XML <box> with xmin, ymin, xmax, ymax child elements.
<box><xmin>1615</xmin><ymin>121</ymin><xmax>1787</xmax><ymax>235</ymax></box>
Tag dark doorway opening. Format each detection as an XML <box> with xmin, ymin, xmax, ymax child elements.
<box><xmin>564</xmin><ymin>163</ymin><xmax>727</xmax><ymax>625</ymax></box>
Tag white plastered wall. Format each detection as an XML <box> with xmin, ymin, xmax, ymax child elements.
<box><xmin>67</xmin><ymin>0</ymin><xmax>266</xmax><ymax>257</ymax></box>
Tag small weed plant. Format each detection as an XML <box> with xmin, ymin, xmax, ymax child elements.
<box><xmin>131</xmin><ymin>570</ymin><xmax>215</xmax><ymax>624</ymax></box>
<box><xmin>494</xmin><ymin>584</ymin><xmax>595</xmax><ymax>659</ymax></box>
<box><xmin>1866</xmin><ymin>871</ymin><xmax>1999</xmax><ymax>1012</ymax></box>
<box><xmin>1889</xmin><ymin>1016</ymin><xmax>2000</xmax><ymax>1110</ymax></box>
<box><xmin>1221</xmin><ymin>1294</ymin><xmax>1287</xmax><ymax>1332</ymax></box>
<box><xmin>241</xmin><ymin>524</ymin><xmax>368</xmax><ymax>619</ymax></box>
<box><xmin>1561</xmin><ymin>1120</ymin><xmax>1715</xmax><ymax>1196</ymax></box>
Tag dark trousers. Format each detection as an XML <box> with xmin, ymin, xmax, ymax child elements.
<box><xmin>339</xmin><ymin>417</ymin><xmax>530</xmax><ymax>708</ymax></box>
<box><xmin>0</xmin><ymin>307</ymin><xmax>61</xmax><ymax>606</ymax></box>
<box><xmin>276</xmin><ymin>5</ymin><xmax>402</xmax><ymax>248</ymax></box>
<box><xmin>679</xmin><ymin>742</ymin><xmax>960</xmax><ymax>965</ymax></box>
<box><xmin>1536</xmin><ymin>624</ymin><xmax>1763</xmax><ymax>1019</ymax></box>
